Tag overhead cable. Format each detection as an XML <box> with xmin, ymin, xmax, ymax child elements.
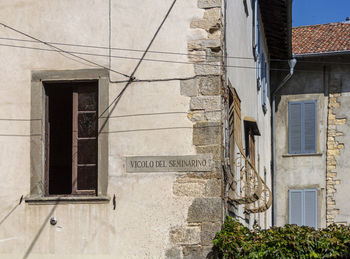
<box><xmin>1</xmin><ymin>42</ymin><xmax>349</xmax><ymax>76</ymax></box>
<box><xmin>0</xmin><ymin>36</ymin><xmax>349</xmax><ymax>65</ymax></box>
<box><xmin>0</xmin><ymin>23</ymin><xmax>131</xmax><ymax>78</ymax></box>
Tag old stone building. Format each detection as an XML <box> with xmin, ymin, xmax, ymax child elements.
<box><xmin>0</xmin><ymin>0</ymin><xmax>291</xmax><ymax>258</ymax></box>
<box><xmin>274</xmin><ymin>22</ymin><xmax>350</xmax><ymax>229</ymax></box>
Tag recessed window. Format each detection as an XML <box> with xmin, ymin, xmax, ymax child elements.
<box><xmin>45</xmin><ymin>82</ymin><xmax>98</xmax><ymax>195</ymax></box>
<box><xmin>28</xmin><ymin>69</ymin><xmax>109</xmax><ymax>203</ymax></box>
<box><xmin>244</xmin><ymin>118</ymin><xmax>260</xmax><ymax>167</ymax></box>
<box><xmin>288</xmin><ymin>100</ymin><xmax>317</xmax><ymax>154</ymax></box>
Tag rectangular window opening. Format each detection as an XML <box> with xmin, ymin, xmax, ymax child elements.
<box><xmin>289</xmin><ymin>189</ymin><xmax>318</xmax><ymax>229</ymax></box>
<box><xmin>45</xmin><ymin>81</ymin><xmax>98</xmax><ymax>196</ymax></box>
<box><xmin>288</xmin><ymin>100</ymin><xmax>317</xmax><ymax>154</ymax></box>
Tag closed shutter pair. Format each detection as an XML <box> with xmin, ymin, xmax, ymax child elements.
<box><xmin>289</xmin><ymin>189</ymin><xmax>317</xmax><ymax>229</ymax></box>
<box><xmin>289</xmin><ymin>100</ymin><xmax>317</xmax><ymax>154</ymax></box>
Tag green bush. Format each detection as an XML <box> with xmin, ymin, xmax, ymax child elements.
<box><xmin>213</xmin><ymin>216</ymin><xmax>350</xmax><ymax>258</ymax></box>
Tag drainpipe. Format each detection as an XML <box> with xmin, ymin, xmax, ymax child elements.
<box><xmin>272</xmin><ymin>58</ymin><xmax>297</xmax><ymax>226</ymax></box>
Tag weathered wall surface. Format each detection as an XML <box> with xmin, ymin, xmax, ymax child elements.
<box><xmin>275</xmin><ymin>56</ymin><xmax>350</xmax><ymax>228</ymax></box>
<box><xmin>275</xmin><ymin>93</ymin><xmax>327</xmax><ymax>228</ymax></box>
<box><xmin>275</xmin><ymin>62</ymin><xmax>328</xmax><ymax>228</ymax></box>
<box><xmin>0</xmin><ymin>0</ymin><xmax>224</xmax><ymax>258</ymax></box>
<box><xmin>225</xmin><ymin>0</ymin><xmax>272</xmax><ymax>228</ymax></box>
<box><xmin>327</xmin><ymin>61</ymin><xmax>350</xmax><ymax>225</ymax></box>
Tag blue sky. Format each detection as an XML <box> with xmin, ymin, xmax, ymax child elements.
<box><xmin>292</xmin><ymin>0</ymin><xmax>350</xmax><ymax>27</ymax></box>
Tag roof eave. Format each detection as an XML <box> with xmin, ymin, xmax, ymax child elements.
<box><xmin>294</xmin><ymin>50</ymin><xmax>350</xmax><ymax>58</ymax></box>
<box><xmin>260</xmin><ymin>0</ymin><xmax>293</xmax><ymax>60</ymax></box>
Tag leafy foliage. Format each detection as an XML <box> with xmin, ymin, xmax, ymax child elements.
<box><xmin>213</xmin><ymin>216</ymin><xmax>350</xmax><ymax>258</ymax></box>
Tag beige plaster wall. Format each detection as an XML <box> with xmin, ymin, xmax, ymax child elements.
<box><xmin>275</xmin><ymin>91</ymin><xmax>328</xmax><ymax>228</ymax></box>
<box><xmin>0</xmin><ymin>0</ymin><xmax>218</xmax><ymax>258</ymax></box>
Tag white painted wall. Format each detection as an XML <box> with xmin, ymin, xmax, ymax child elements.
<box><xmin>225</xmin><ymin>0</ymin><xmax>272</xmax><ymax>227</ymax></box>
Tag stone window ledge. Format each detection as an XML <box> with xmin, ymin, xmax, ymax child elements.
<box><xmin>25</xmin><ymin>195</ymin><xmax>110</xmax><ymax>205</ymax></box>
<box><xmin>282</xmin><ymin>153</ymin><xmax>323</xmax><ymax>158</ymax></box>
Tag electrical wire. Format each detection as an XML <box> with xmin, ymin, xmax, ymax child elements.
<box><xmin>0</xmin><ymin>22</ymin><xmax>131</xmax><ymax>78</ymax></box>
<box><xmin>1</xmin><ymin>42</ymin><xmax>349</xmax><ymax>76</ymax></box>
<box><xmin>99</xmin><ymin>0</ymin><xmax>179</xmax><ymax>124</ymax></box>
<box><xmin>0</xmin><ymin>41</ymin><xmax>252</xmax><ymax>67</ymax></box>
<box><xmin>0</xmin><ymin>36</ymin><xmax>349</xmax><ymax>65</ymax></box>
<box><xmin>0</xmin><ymin>36</ymin><xmax>254</xmax><ymax>61</ymax></box>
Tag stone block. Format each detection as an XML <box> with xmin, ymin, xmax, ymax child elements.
<box><xmin>188</xmin><ymin>39</ymin><xmax>221</xmax><ymax>50</ymax></box>
<box><xmin>205</xmin><ymin>111</ymin><xmax>221</xmax><ymax>121</ymax></box>
<box><xmin>198</xmin><ymin>0</ymin><xmax>222</xmax><ymax>9</ymax></box>
<box><xmin>183</xmin><ymin>246</ymin><xmax>216</xmax><ymax>259</ymax></box>
<box><xmin>335</xmin><ymin>118</ymin><xmax>346</xmax><ymax>124</ymax></box>
<box><xmin>170</xmin><ymin>226</ymin><xmax>201</xmax><ymax>245</ymax></box>
<box><xmin>181</xmin><ymin>79</ymin><xmax>198</xmax><ymax>97</ymax></box>
<box><xmin>204</xmin><ymin>179</ymin><xmax>221</xmax><ymax>197</ymax></box>
<box><xmin>208</xmin><ymin>29</ymin><xmax>222</xmax><ymax>39</ymax></box>
<box><xmin>206</xmin><ymin>49</ymin><xmax>222</xmax><ymax>62</ymax></box>
<box><xmin>166</xmin><ymin>247</ymin><xmax>183</xmax><ymax>259</ymax></box>
<box><xmin>193</xmin><ymin>121</ymin><xmax>221</xmax><ymax>145</ymax></box>
<box><xmin>196</xmin><ymin>145</ymin><xmax>221</xmax><ymax>161</ymax></box>
<box><xmin>199</xmin><ymin>76</ymin><xmax>221</xmax><ymax>95</ymax></box>
<box><xmin>187</xmin><ymin>111</ymin><xmax>206</xmax><ymax>122</ymax></box>
<box><xmin>190</xmin><ymin>8</ymin><xmax>221</xmax><ymax>32</ymax></box>
<box><xmin>173</xmin><ymin>178</ymin><xmax>206</xmax><ymax>197</ymax></box>
<box><xmin>201</xmin><ymin>222</ymin><xmax>222</xmax><ymax>245</ymax></box>
<box><xmin>187</xmin><ymin>198</ymin><xmax>222</xmax><ymax>223</ymax></box>
<box><xmin>188</xmin><ymin>50</ymin><xmax>206</xmax><ymax>62</ymax></box>
<box><xmin>194</xmin><ymin>63</ymin><xmax>222</xmax><ymax>76</ymax></box>
<box><xmin>186</xmin><ymin>171</ymin><xmax>222</xmax><ymax>180</ymax></box>
<box><xmin>190</xmin><ymin>96</ymin><xmax>221</xmax><ymax>111</ymax></box>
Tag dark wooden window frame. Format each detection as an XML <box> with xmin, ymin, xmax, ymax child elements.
<box><xmin>27</xmin><ymin>69</ymin><xmax>109</xmax><ymax>204</ymax></box>
<box><xmin>243</xmin><ymin>118</ymin><xmax>260</xmax><ymax>168</ymax></box>
<box><xmin>45</xmin><ymin>83</ymin><xmax>98</xmax><ymax>196</ymax></box>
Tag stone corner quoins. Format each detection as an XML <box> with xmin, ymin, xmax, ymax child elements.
<box><xmin>326</xmin><ymin>93</ymin><xmax>346</xmax><ymax>225</ymax></box>
<box><xmin>198</xmin><ymin>0</ymin><xmax>222</xmax><ymax>9</ymax></box>
<box><xmin>166</xmin><ymin>1</ymin><xmax>224</xmax><ymax>257</ymax></box>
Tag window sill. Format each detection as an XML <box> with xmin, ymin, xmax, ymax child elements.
<box><xmin>25</xmin><ymin>195</ymin><xmax>110</xmax><ymax>205</ymax></box>
<box><xmin>282</xmin><ymin>153</ymin><xmax>323</xmax><ymax>158</ymax></box>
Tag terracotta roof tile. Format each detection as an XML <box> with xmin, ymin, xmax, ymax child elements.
<box><xmin>292</xmin><ymin>22</ymin><xmax>350</xmax><ymax>55</ymax></box>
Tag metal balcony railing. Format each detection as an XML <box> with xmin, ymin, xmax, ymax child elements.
<box><xmin>227</xmin><ymin>150</ymin><xmax>272</xmax><ymax>213</ymax></box>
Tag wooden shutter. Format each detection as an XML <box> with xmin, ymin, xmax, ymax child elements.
<box><xmin>289</xmin><ymin>102</ymin><xmax>302</xmax><ymax>154</ymax></box>
<box><xmin>289</xmin><ymin>189</ymin><xmax>303</xmax><ymax>226</ymax></box>
<box><xmin>72</xmin><ymin>83</ymin><xmax>98</xmax><ymax>195</ymax></box>
<box><xmin>228</xmin><ymin>87</ymin><xmax>243</xmax><ymax>156</ymax></box>
<box><xmin>233</xmin><ymin>89</ymin><xmax>243</xmax><ymax>152</ymax></box>
<box><xmin>304</xmin><ymin>101</ymin><xmax>317</xmax><ymax>153</ymax></box>
<box><xmin>304</xmin><ymin>189</ymin><xmax>317</xmax><ymax>229</ymax></box>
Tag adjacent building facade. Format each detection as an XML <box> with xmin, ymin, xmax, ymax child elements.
<box><xmin>274</xmin><ymin>22</ymin><xmax>350</xmax><ymax>229</ymax></box>
<box><xmin>0</xmin><ymin>0</ymin><xmax>291</xmax><ymax>258</ymax></box>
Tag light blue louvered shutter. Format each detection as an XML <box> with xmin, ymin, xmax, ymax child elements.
<box><xmin>289</xmin><ymin>190</ymin><xmax>303</xmax><ymax>226</ymax></box>
<box><xmin>289</xmin><ymin>102</ymin><xmax>302</xmax><ymax>153</ymax></box>
<box><xmin>304</xmin><ymin>189</ymin><xmax>318</xmax><ymax>229</ymax></box>
<box><xmin>256</xmin><ymin>10</ymin><xmax>261</xmax><ymax>57</ymax></box>
<box><xmin>303</xmin><ymin>101</ymin><xmax>317</xmax><ymax>153</ymax></box>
